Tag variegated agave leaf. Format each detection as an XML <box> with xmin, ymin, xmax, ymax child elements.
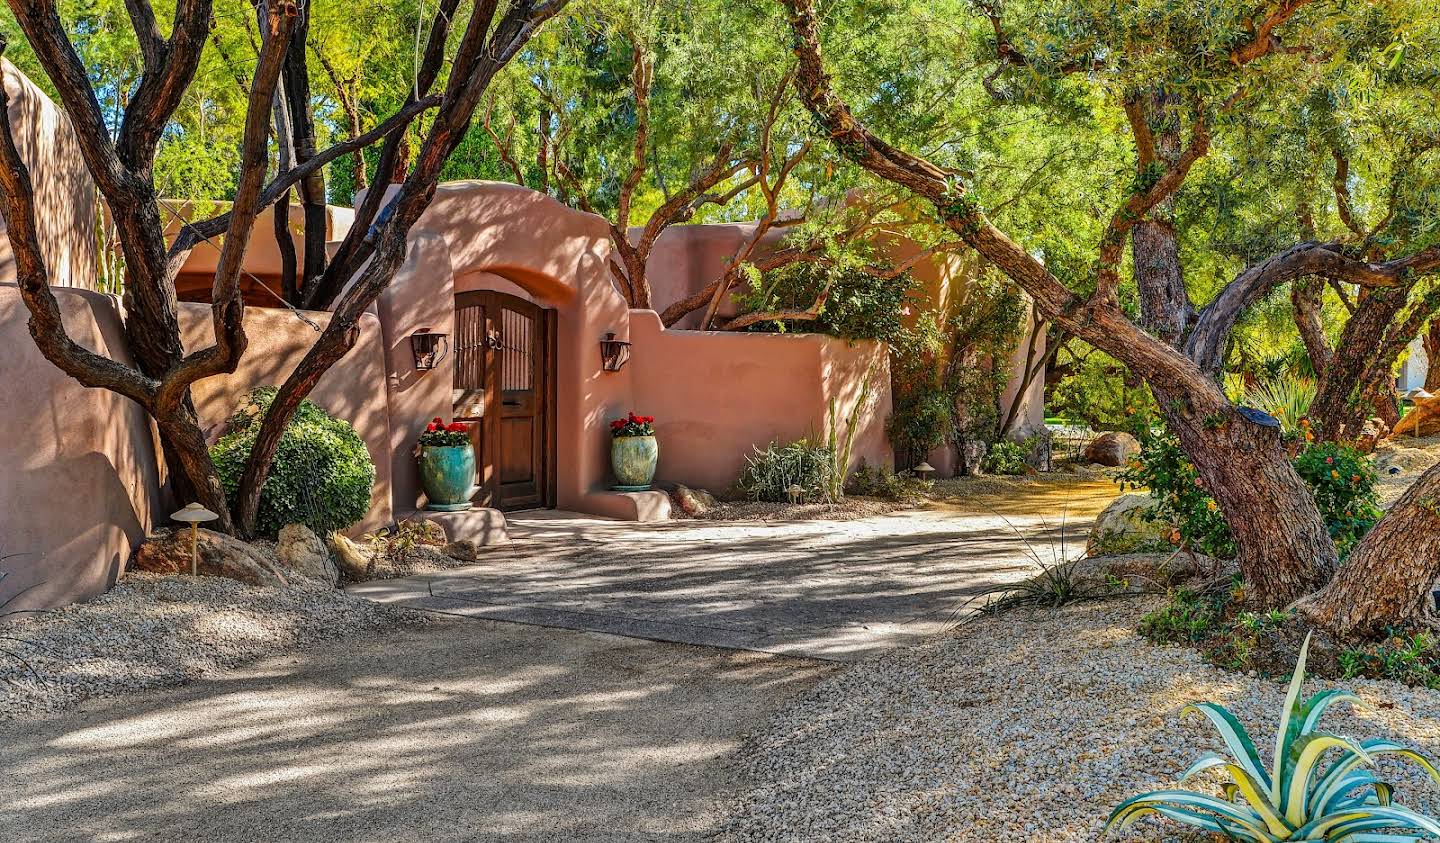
<box><xmin>1105</xmin><ymin>634</ymin><xmax>1440</xmax><ymax>841</ymax></box>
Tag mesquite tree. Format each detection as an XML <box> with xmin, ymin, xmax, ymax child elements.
<box><xmin>780</xmin><ymin>0</ymin><xmax>1440</xmax><ymax>628</ymax></box>
<box><xmin>0</xmin><ymin>0</ymin><xmax>567</xmax><ymax>536</ymax></box>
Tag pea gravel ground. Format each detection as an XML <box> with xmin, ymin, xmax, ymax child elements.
<box><xmin>0</xmin><ymin>573</ymin><xmax>421</xmax><ymax>717</ymax></box>
<box><xmin>719</xmin><ymin>597</ymin><xmax>1440</xmax><ymax>842</ymax></box>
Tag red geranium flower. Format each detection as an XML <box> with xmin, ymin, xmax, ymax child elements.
<box><xmin>425</xmin><ymin>422</ymin><xmax>439</xmax><ymax>432</ymax></box>
<box><xmin>446</xmin><ymin>422</ymin><xmax>467</xmax><ymax>433</ymax></box>
<box><xmin>611</xmin><ymin>419</ymin><xmax>625</xmax><ymax>429</ymax></box>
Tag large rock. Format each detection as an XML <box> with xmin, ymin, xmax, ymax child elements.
<box><xmin>1083</xmin><ymin>432</ymin><xmax>1140</xmax><ymax>467</ymax></box>
<box><xmin>132</xmin><ymin>527</ymin><xmax>289</xmax><ymax>587</ymax></box>
<box><xmin>1087</xmin><ymin>493</ymin><xmax>1174</xmax><ymax>556</ymax></box>
<box><xmin>674</xmin><ymin>484</ymin><xmax>718</xmax><ymax>517</ymax></box>
<box><xmin>1392</xmin><ymin>395</ymin><xmax>1440</xmax><ymax>438</ymax></box>
<box><xmin>328</xmin><ymin>532</ymin><xmax>375</xmax><ymax>581</ymax></box>
<box><xmin>276</xmin><ymin>524</ymin><xmax>339</xmax><ymax>586</ymax></box>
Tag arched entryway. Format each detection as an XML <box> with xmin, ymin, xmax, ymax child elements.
<box><xmin>453</xmin><ymin>290</ymin><xmax>557</xmax><ymax>511</ymax></box>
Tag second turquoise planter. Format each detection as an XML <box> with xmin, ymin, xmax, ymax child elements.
<box><xmin>611</xmin><ymin>435</ymin><xmax>658</xmax><ymax>490</ymax></box>
<box><xmin>419</xmin><ymin>443</ymin><xmax>476</xmax><ymax>511</ymax></box>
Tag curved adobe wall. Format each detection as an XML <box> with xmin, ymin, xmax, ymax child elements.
<box><xmin>0</xmin><ymin>60</ymin><xmax>97</xmax><ymax>290</ymax></box>
<box><xmin>0</xmin><ymin>285</ymin><xmax>157</xmax><ymax>613</ymax></box>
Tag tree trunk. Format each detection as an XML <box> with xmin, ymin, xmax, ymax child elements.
<box><xmin>156</xmin><ymin>402</ymin><xmax>235</xmax><ymax>534</ymax></box>
<box><xmin>1133</xmin><ymin>196</ymin><xmax>1334</xmax><ymax>608</ymax></box>
<box><xmin>1311</xmin><ymin>287</ymin><xmax>1407</xmax><ymax>440</ymax></box>
<box><xmin>1296</xmin><ymin>459</ymin><xmax>1440</xmax><ymax>637</ymax></box>
<box><xmin>1153</xmin><ymin>388</ymin><xmax>1338</xmax><ymax>606</ymax></box>
<box><xmin>1425</xmin><ymin>320</ymin><xmax>1440</xmax><ymax>392</ymax></box>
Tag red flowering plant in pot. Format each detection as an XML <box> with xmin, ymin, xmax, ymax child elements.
<box><xmin>417</xmin><ymin>417</ymin><xmax>475</xmax><ymax>511</ymax></box>
<box><xmin>609</xmin><ymin>412</ymin><xmax>658</xmax><ymax>490</ymax></box>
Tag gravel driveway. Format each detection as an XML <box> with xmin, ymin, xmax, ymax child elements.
<box><xmin>351</xmin><ymin>499</ymin><xmax>1104</xmax><ymax>661</ymax></box>
<box><xmin>0</xmin><ymin>617</ymin><xmax>830</xmax><ymax>842</ymax></box>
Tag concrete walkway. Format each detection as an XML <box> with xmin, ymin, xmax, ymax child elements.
<box><xmin>0</xmin><ymin>618</ymin><xmax>831</xmax><ymax>842</ymax></box>
<box><xmin>351</xmin><ymin>504</ymin><xmax>1097</xmax><ymax>661</ymax></box>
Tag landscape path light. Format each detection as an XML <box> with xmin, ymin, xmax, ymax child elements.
<box><xmin>171</xmin><ymin>503</ymin><xmax>220</xmax><ymax>576</ymax></box>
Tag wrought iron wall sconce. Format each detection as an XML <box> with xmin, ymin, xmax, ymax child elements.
<box><xmin>410</xmin><ymin>328</ymin><xmax>449</xmax><ymax>371</ymax></box>
<box><xmin>600</xmin><ymin>332</ymin><xmax>631</xmax><ymax>372</ymax></box>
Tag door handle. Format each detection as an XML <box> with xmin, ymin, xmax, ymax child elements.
<box><xmin>502</xmin><ymin>400</ymin><xmax>521</xmax><ymax>407</ymax></box>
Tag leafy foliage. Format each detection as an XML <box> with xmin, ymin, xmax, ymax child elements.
<box><xmin>212</xmin><ymin>388</ymin><xmax>375</xmax><ymax>539</ymax></box>
<box><xmin>1118</xmin><ymin>427</ymin><xmax>1238</xmax><ymax>559</ymax></box>
<box><xmin>737</xmin><ymin>261</ymin><xmax>914</xmax><ymax>343</ymax></box>
<box><xmin>418</xmin><ymin>417</ymin><xmax>471</xmax><ymax>447</ymax></box>
<box><xmin>1243</xmin><ymin>377</ymin><xmax>1318</xmax><ymax>435</ymax></box>
<box><xmin>1119</xmin><ymin>425</ymin><xmax>1380</xmax><ymax>559</ymax></box>
<box><xmin>1292</xmin><ymin>442</ymin><xmax>1382</xmax><ymax>556</ymax></box>
<box><xmin>737</xmin><ymin>439</ymin><xmax>837</xmax><ymax>503</ymax></box>
<box><xmin>846</xmin><ymin>461</ymin><xmax>931</xmax><ymax>501</ymax></box>
<box><xmin>1108</xmin><ymin>636</ymin><xmax>1440</xmax><ymax>842</ymax></box>
<box><xmin>887</xmin><ymin>272</ymin><xmax>1025</xmax><ymax>467</ymax></box>
<box><xmin>981</xmin><ymin>439</ymin><xmax>1030</xmax><ymax>476</ymax></box>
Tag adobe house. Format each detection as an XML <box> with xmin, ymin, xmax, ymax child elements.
<box><xmin>0</xmin><ymin>62</ymin><xmax>1038</xmax><ymax>611</ymax></box>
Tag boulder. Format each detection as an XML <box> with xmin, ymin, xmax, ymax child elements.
<box><xmin>1083</xmin><ymin>432</ymin><xmax>1141</xmax><ymax>467</ymax></box>
<box><xmin>328</xmin><ymin>532</ymin><xmax>375</xmax><ymax>581</ymax></box>
<box><xmin>674</xmin><ymin>485</ymin><xmax>718</xmax><ymax>517</ymax></box>
<box><xmin>442</xmin><ymin>540</ymin><xmax>481</xmax><ymax>562</ymax></box>
<box><xmin>132</xmin><ymin>527</ymin><xmax>289</xmax><ymax>587</ymax></box>
<box><xmin>1391</xmin><ymin>395</ymin><xmax>1440</xmax><ymax>438</ymax></box>
<box><xmin>276</xmin><ymin>524</ymin><xmax>339</xmax><ymax>586</ymax></box>
<box><xmin>1087</xmin><ymin>493</ymin><xmax>1174</xmax><ymax>556</ymax></box>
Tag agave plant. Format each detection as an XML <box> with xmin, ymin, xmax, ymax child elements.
<box><xmin>1107</xmin><ymin>635</ymin><xmax>1440</xmax><ymax>841</ymax></box>
<box><xmin>1243</xmin><ymin>377</ymin><xmax>1317</xmax><ymax>434</ymax></box>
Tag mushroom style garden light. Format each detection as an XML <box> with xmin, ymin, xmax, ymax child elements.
<box><xmin>170</xmin><ymin>503</ymin><xmax>220</xmax><ymax>576</ymax></box>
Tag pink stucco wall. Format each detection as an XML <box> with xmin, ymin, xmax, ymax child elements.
<box><xmin>627</xmin><ymin>310</ymin><xmax>891</xmax><ymax>492</ymax></box>
<box><xmin>0</xmin><ymin>60</ymin><xmax>97</xmax><ymax>289</ymax></box>
<box><xmin>0</xmin><ymin>285</ymin><xmax>158</xmax><ymax>613</ymax></box>
<box><xmin>0</xmin><ymin>284</ymin><xmax>394</xmax><ymax>612</ymax></box>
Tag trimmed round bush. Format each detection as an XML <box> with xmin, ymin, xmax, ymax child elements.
<box><xmin>211</xmin><ymin>387</ymin><xmax>375</xmax><ymax>538</ymax></box>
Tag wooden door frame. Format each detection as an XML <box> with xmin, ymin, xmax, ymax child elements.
<box><xmin>453</xmin><ymin>289</ymin><xmax>558</xmax><ymax>511</ymax></box>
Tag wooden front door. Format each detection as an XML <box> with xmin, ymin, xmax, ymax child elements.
<box><xmin>453</xmin><ymin>290</ymin><xmax>556</xmax><ymax>511</ymax></box>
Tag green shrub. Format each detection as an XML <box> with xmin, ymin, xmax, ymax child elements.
<box><xmin>1118</xmin><ymin>427</ymin><xmax>1379</xmax><ymax>559</ymax></box>
<box><xmin>981</xmin><ymin>438</ymin><xmax>1030</xmax><ymax>476</ymax></box>
<box><xmin>1138</xmin><ymin>587</ymin><xmax>1228</xmax><ymax>644</ymax></box>
<box><xmin>738</xmin><ymin>439</ymin><xmax>837</xmax><ymax>503</ymax></box>
<box><xmin>211</xmin><ymin>388</ymin><xmax>376</xmax><ymax>538</ymax></box>
<box><xmin>1117</xmin><ymin>428</ymin><xmax>1237</xmax><ymax>558</ymax></box>
<box><xmin>735</xmin><ymin>260</ymin><xmax>913</xmax><ymax>343</ymax></box>
<box><xmin>1292</xmin><ymin>441</ymin><xmax>1381</xmax><ymax>556</ymax></box>
<box><xmin>847</xmin><ymin>461</ymin><xmax>931</xmax><ymax>501</ymax></box>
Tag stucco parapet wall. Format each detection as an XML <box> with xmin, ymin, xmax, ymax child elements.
<box><xmin>624</xmin><ymin>310</ymin><xmax>893</xmax><ymax>493</ymax></box>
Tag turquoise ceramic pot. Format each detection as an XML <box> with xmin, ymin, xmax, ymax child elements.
<box><xmin>419</xmin><ymin>444</ymin><xmax>476</xmax><ymax>511</ymax></box>
<box><xmin>611</xmin><ymin>435</ymin><xmax>658</xmax><ymax>490</ymax></box>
